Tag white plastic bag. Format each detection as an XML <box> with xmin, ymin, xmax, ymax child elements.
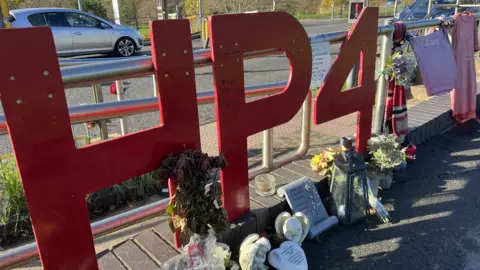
<box><xmin>161</xmin><ymin>230</ymin><xmax>226</xmax><ymax>270</ymax></box>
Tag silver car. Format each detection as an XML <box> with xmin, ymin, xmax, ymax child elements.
<box><xmin>8</xmin><ymin>8</ymin><xmax>144</xmax><ymax>57</ymax></box>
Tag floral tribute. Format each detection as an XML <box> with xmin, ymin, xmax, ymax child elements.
<box><xmin>382</xmin><ymin>52</ymin><xmax>418</xmax><ymax>88</ymax></box>
<box><xmin>160</xmin><ymin>149</ymin><xmax>230</xmax><ymax>245</ymax></box>
<box><xmin>310</xmin><ymin>146</ymin><xmax>347</xmax><ymax>179</ymax></box>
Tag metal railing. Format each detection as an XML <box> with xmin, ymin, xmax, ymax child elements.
<box><xmin>1</xmin><ymin>13</ymin><xmax>479</xmax><ymax>268</ymax></box>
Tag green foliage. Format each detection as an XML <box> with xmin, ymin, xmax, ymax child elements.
<box><xmin>0</xmin><ymin>158</ymin><xmax>28</xmax><ymax>237</ymax></box>
<box><xmin>368</xmin><ymin>134</ymin><xmax>406</xmax><ymax>171</ymax></box>
<box><xmin>184</xmin><ymin>0</ymin><xmax>199</xmax><ymax>16</ymax></box>
<box><xmin>321</xmin><ymin>0</ymin><xmax>349</xmax><ymax>10</ymax></box>
<box><xmin>0</xmin><ymin>153</ymin><xmax>164</xmax><ymax>242</ymax></box>
<box><xmin>83</xmin><ymin>0</ymin><xmax>108</xmax><ymax>19</ymax></box>
<box><xmin>7</xmin><ymin>0</ymin><xmax>25</xmax><ymax>9</ymax></box>
<box><xmin>160</xmin><ymin>149</ymin><xmax>230</xmax><ymax>245</ymax></box>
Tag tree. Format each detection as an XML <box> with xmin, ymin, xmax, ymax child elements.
<box><xmin>8</xmin><ymin>0</ymin><xmax>40</xmax><ymax>9</ymax></box>
<box><xmin>322</xmin><ymin>0</ymin><xmax>349</xmax><ymax>16</ymax></box>
<box><xmin>8</xmin><ymin>0</ymin><xmax>76</xmax><ymax>9</ymax></box>
<box><xmin>208</xmin><ymin>0</ymin><xmax>258</xmax><ymax>13</ymax></box>
<box><xmin>120</xmin><ymin>0</ymin><xmax>145</xmax><ymax>28</ymax></box>
<box><xmin>83</xmin><ymin>0</ymin><xmax>108</xmax><ymax>19</ymax></box>
<box><xmin>183</xmin><ymin>0</ymin><xmax>198</xmax><ymax>16</ymax></box>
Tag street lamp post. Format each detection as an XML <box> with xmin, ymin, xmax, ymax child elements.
<box><xmin>158</xmin><ymin>0</ymin><xmax>167</xmax><ymax>19</ymax></box>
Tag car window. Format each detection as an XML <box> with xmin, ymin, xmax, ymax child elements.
<box><xmin>44</xmin><ymin>12</ymin><xmax>70</xmax><ymax>27</ymax></box>
<box><xmin>7</xmin><ymin>12</ymin><xmax>16</xmax><ymax>23</ymax></box>
<box><xmin>66</xmin><ymin>13</ymin><xmax>100</xmax><ymax>28</ymax></box>
<box><xmin>27</xmin><ymin>13</ymin><xmax>46</xmax><ymax>26</ymax></box>
<box><xmin>100</xmin><ymin>21</ymin><xmax>112</xmax><ymax>28</ymax></box>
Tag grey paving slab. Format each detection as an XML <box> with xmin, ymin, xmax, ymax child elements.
<box><xmin>283</xmin><ymin>162</ymin><xmax>325</xmax><ymax>182</ymax></box>
<box><xmin>293</xmin><ymin>156</ymin><xmax>314</xmax><ymax>168</ymax></box>
<box><xmin>97</xmin><ymin>250</ymin><xmax>126</xmax><ymax>270</ymax></box>
<box><xmin>408</xmin><ymin>108</ymin><xmax>441</xmax><ymax>121</ymax></box>
<box><xmin>409</xmin><ymin>112</ymin><xmax>436</xmax><ymax>123</ymax></box>
<box><xmin>271</xmin><ymin>167</ymin><xmax>304</xmax><ymax>182</ymax></box>
<box><xmin>249</xmin><ymin>186</ymin><xmax>287</xmax><ymax>224</ymax></box>
<box><xmin>152</xmin><ymin>216</ymin><xmax>176</xmax><ymax>248</ymax></box>
<box><xmin>414</xmin><ymin>101</ymin><xmax>450</xmax><ymax>111</ymax></box>
<box><xmin>134</xmin><ymin>230</ymin><xmax>178</xmax><ymax>266</ymax></box>
<box><xmin>113</xmin><ymin>240</ymin><xmax>159</xmax><ymax>270</ymax></box>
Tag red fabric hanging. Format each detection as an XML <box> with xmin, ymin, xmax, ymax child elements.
<box><xmin>384</xmin><ymin>21</ymin><xmax>409</xmax><ymax>137</ymax></box>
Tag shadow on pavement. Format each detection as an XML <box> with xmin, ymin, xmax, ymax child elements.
<box><xmin>304</xmin><ymin>120</ymin><xmax>480</xmax><ymax>270</ymax></box>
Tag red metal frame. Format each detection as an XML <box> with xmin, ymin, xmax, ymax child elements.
<box><xmin>0</xmin><ymin>10</ymin><xmax>383</xmax><ymax>268</ymax></box>
<box><xmin>208</xmin><ymin>12</ymin><xmax>312</xmax><ymax>221</ymax></box>
<box><xmin>313</xmin><ymin>8</ymin><xmax>378</xmax><ymax>153</ymax></box>
<box><xmin>0</xmin><ymin>20</ymin><xmax>200</xmax><ymax>269</ymax></box>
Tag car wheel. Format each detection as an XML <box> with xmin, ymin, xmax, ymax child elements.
<box><xmin>115</xmin><ymin>38</ymin><xmax>136</xmax><ymax>57</ymax></box>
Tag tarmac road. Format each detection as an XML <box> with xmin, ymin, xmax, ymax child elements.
<box><xmin>305</xmin><ymin>122</ymin><xmax>480</xmax><ymax>269</ymax></box>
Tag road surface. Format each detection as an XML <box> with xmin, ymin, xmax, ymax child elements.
<box><xmin>305</xmin><ymin>122</ymin><xmax>480</xmax><ymax>269</ymax></box>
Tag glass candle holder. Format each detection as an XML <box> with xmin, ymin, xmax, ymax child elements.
<box><xmin>254</xmin><ymin>174</ymin><xmax>276</xmax><ymax>196</ymax></box>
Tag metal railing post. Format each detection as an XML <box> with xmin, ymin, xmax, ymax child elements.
<box><xmin>92</xmin><ymin>84</ymin><xmax>109</xmax><ymax>140</ymax></box>
<box><xmin>262</xmin><ymin>129</ymin><xmax>274</xmax><ymax>169</ymax></box>
<box><xmin>115</xmin><ymin>80</ymin><xmax>129</xmax><ymax>135</ymax></box>
<box><xmin>373</xmin><ymin>19</ymin><xmax>394</xmax><ymax>134</ymax></box>
<box><xmin>299</xmin><ymin>91</ymin><xmax>312</xmax><ymax>155</ymax></box>
<box><xmin>346</xmin><ymin>59</ymin><xmax>359</xmax><ymax>88</ymax></box>
<box><xmin>454</xmin><ymin>0</ymin><xmax>460</xmax><ymax>14</ymax></box>
<box><xmin>426</xmin><ymin>0</ymin><xmax>433</xmax><ymax>18</ymax></box>
<box><xmin>152</xmin><ymin>75</ymin><xmax>158</xmax><ymax>97</ymax></box>
<box><xmin>393</xmin><ymin>0</ymin><xmax>398</xmax><ymax>17</ymax></box>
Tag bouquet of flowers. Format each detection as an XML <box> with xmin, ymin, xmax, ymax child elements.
<box><xmin>382</xmin><ymin>52</ymin><xmax>418</xmax><ymax>88</ymax></box>
<box><xmin>310</xmin><ymin>146</ymin><xmax>346</xmax><ymax>179</ymax></box>
<box><xmin>368</xmin><ymin>134</ymin><xmax>405</xmax><ymax>172</ymax></box>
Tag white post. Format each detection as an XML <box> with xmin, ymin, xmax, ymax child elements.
<box><xmin>331</xmin><ymin>3</ymin><xmax>335</xmax><ymax>20</ymax></box>
<box><xmin>112</xmin><ymin>0</ymin><xmax>121</xmax><ymax>24</ymax></box>
<box><xmin>78</xmin><ymin>0</ymin><xmax>83</xmax><ymax>10</ymax></box>
<box><xmin>115</xmin><ymin>80</ymin><xmax>129</xmax><ymax>135</ymax></box>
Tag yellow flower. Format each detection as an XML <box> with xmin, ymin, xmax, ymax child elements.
<box><xmin>319</xmin><ymin>161</ymin><xmax>329</xmax><ymax>169</ymax></box>
<box><xmin>324</xmin><ymin>151</ymin><xmax>334</xmax><ymax>161</ymax></box>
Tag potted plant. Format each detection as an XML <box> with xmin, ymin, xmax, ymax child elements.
<box><xmin>310</xmin><ymin>146</ymin><xmax>346</xmax><ymax>187</ymax></box>
<box><xmin>367</xmin><ymin>134</ymin><xmax>406</xmax><ymax>190</ymax></box>
<box><xmin>160</xmin><ymin>149</ymin><xmax>230</xmax><ymax>246</ymax></box>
